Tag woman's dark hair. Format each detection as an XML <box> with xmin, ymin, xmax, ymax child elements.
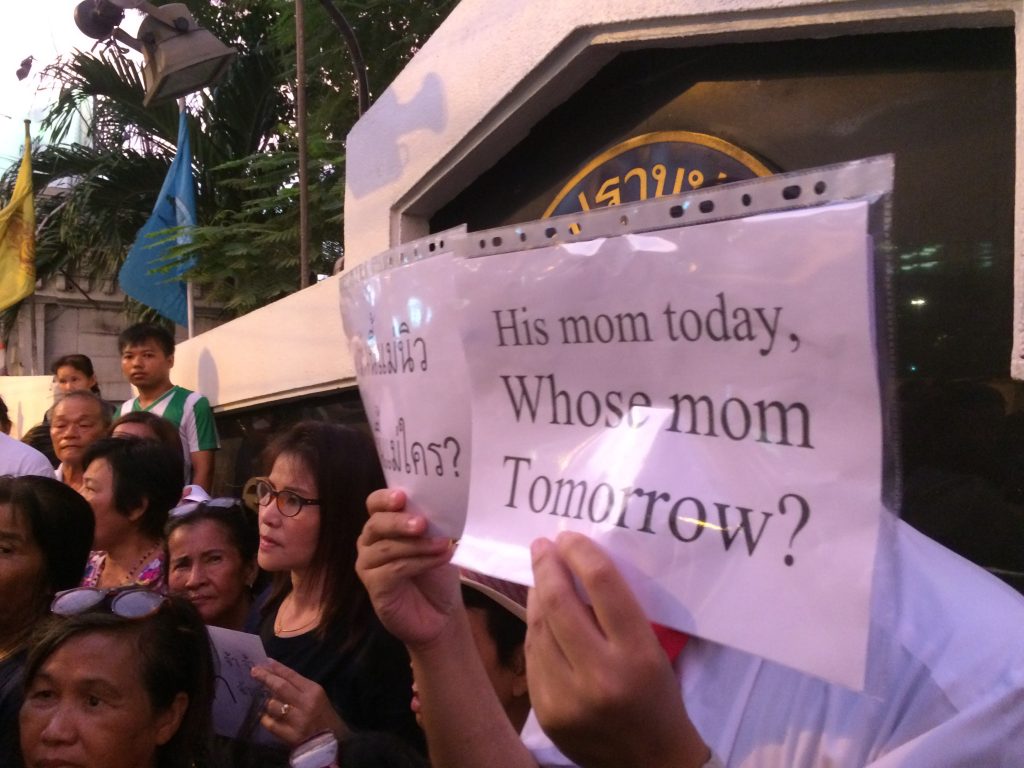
<box><xmin>23</xmin><ymin>594</ymin><xmax>214</xmax><ymax>768</ymax></box>
<box><xmin>83</xmin><ymin>436</ymin><xmax>182</xmax><ymax>540</ymax></box>
<box><xmin>461</xmin><ymin>585</ymin><xmax>528</xmax><ymax>668</ymax></box>
<box><xmin>50</xmin><ymin>353</ymin><xmax>101</xmax><ymax>394</ymax></box>
<box><xmin>0</xmin><ymin>476</ymin><xmax>94</xmax><ymax>639</ymax></box>
<box><xmin>163</xmin><ymin>500</ymin><xmax>259</xmax><ymax>577</ymax></box>
<box><xmin>111</xmin><ymin>411</ymin><xmax>185</xmax><ymax>480</ymax></box>
<box><xmin>0</xmin><ymin>395</ymin><xmax>11</xmax><ymax>434</ymax></box>
<box><xmin>260</xmin><ymin>421</ymin><xmax>385</xmax><ymax>646</ymax></box>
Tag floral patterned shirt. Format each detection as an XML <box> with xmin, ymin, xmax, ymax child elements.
<box><xmin>80</xmin><ymin>550</ymin><xmax>166</xmax><ymax>593</ymax></box>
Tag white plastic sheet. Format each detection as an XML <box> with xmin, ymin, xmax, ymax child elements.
<box><xmin>340</xmin><ymin>250</ymin><xmax>472</xmax><ymax>537</ymax></box>
<box><xmin>452</xmin><ymin>201</ymin><xmax>883</xmax><ymax>690</ymax></box>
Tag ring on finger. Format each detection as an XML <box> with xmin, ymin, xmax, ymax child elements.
<box><xmin>280</xmin><ymin>702</ymin><xmax>291</xmax><ymax>718</ymax></box>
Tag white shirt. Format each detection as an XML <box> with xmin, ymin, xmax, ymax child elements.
<box><xmin>0</xmin><ymin>432</ymin><xmax>57</xmax><ymax>478</ymax></box>
<box><xmin>523</xmin><ymin>515</ymin><xmax>1024</xmax><ymax>767</ymax></box>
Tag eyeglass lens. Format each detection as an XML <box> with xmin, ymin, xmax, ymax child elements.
<box><xmin>256</xmin><ymin>480</ymin><xmax>301</xmax><ymax>516</ymax></box>
<box><xmin>111</xmin><ymin>589</ymin><xmax>165</xmax><ymax>618</ymax></box>
<box><xmin>52</xmin><ymin>588</ymin><xmax>107</xmax><ymax>616</ymax></box>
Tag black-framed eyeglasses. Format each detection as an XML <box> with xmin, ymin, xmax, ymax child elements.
<box><xmin>51</xmin><ymin>587</ymin><xmax>166</xmax><ymax>619</ymax></box>
<box><xmin>251</xmin><ymin>477</ymin><xmax>320</xmax><ymax>518</ymax></box>
<box><xmin>169</xmin><ymin>496</ymin><xmax>244</xmax><ymax>519</ymax></box>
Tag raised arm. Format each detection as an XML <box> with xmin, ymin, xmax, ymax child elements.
<box><xmin>356</xmin><ymin>490</ymin><xmax>538</xmax><ymax>768</ymax></box>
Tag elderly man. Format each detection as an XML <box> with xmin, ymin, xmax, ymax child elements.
<box><xmin>50</xmin><ymin>391</ymin><xmax>110</xmax><ymax>492</ymax></box>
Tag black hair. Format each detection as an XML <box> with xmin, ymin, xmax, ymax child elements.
<box><xmin>260</xmin><ymin>421</ymin><xmax>385</xmax><ymax>647</ymax></box>
<box><xmin>50</xmin><ymin>353</ymin><xmax>101</xmax><ymax>395</ymax></box>
<box><xmin>0</xmin><ymin>475</ymin><xmax>95</xmax><ymax>595</ymax></box>
<box><xmin>83</xmin><ymin>436</ymin><xmax>182</xmax><ymax>540</ymax></box>
<box><xmin>23</xmin><ymin>594</ymin><xmax>214</xmax><ymax>768</ymax></box>
<box><xmin>461</xmin><ymin>585</ymin><xmax>527</xmax><ymax>669</ymax></box>
<box><xmin>111</xmin><ymin>411</ymin><xmax>185</xmax><ymax>481</ymax></box>
<box><xmin>0</xmin><ymin>476</ymin><xmax>93</xmax><ymax>652</ymax></box>
<box><xmin>0</xmin><ymin>395</ymin><xmax>10</xmax><ymax>434</ymax></box>
<box><xmin>164</xmin><ymin>500</ymin><xmax>259</xmax><ymax>574</ymax></box>
<box><xmin>118</xmin><ymin>322</ymin><xmax>175</xmax><ymax>357</ymax></box>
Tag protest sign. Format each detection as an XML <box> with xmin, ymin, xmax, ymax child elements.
<box><xmin>452</xmin><ymin>200</ymin><xmax>885</xmax><ymax>690</ymax></box>
<box><xmin>340</xmin><ymin>230</ymin><xmax>471</xmax><ymax>537</ymax></box>
<box><xmin>207</xmin><ymin>626</ymin><xmax>278</xmax><ymax>743</ymax></box>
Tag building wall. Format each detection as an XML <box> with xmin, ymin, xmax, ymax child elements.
<box><xmin>171</xmin><ymin>0</ymin><xmax>1023</xmax><ymax>407</ymax></box>
<box><xmin>342</xmin><ymin>0</ymin><xmax>1023</xmax><ymax>271</ymax></box>
<box><xmin>4</xmin><ymin>272</ymin><xmax>224</xmax><ymax>425</ymax></box>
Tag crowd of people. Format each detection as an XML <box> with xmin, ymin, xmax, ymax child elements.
<box><xmin>0</xmin><ymin>321</ymin><xmax>1023</xmax><ymax>768</ymax></box>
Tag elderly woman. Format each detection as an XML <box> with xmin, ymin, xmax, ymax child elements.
<box><xmin>0</xmin><ymin>476</ymin><xmax>94</xmax><ymax>766</ymax></box>
<box><xmin>164</xmin><ymin>498</ymin><xmax>259</xmax><ymax>630</ymax></box>
<box><xmin>19</xmin><ymin>590</ymin><xmax>214</xmax><ymax>768</ymax></box>
<box><xmin>79</xmin><ymin>436</ymin><xmax>182</xmax><ymax>591</ymax></box>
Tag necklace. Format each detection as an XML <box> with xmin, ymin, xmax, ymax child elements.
<box><xmin>274</xmin><ymin>597</ymin><xmax>321</xmax><ymax>635</ymax></box>
<box><xmin>120</xmin><ymin>542</ymin><xmax>160</xmax><ymax>585</ymax></box>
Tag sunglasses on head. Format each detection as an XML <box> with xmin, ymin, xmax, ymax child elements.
<box><xmin>169</xmin><ymin>496</ymin><xmax>245</xmax><ymax>519</ymax></box>
<box><xmin>51</xmin><ymin>587</ymin><xmax>167</xmax><ymax>619</ymax></box>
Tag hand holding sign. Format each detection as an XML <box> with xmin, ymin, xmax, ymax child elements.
<box><xmin>341</xmin><ymin>175</ymin><xmax>891</xmax><ymax>690</ymax></box>
<box><xmin>250</xmin><ymin>659</ymin><xmax>348</xmax><ymax>746</ymax></box>
<box><xmin>528</xmin><ymin>533</ymin><xmax>711</xmax><ymax>768</ymax></box>
<box><xmin>355</xmin><ymin>488</ymin><xmax>461</xmax><ymax>650</ymax></box>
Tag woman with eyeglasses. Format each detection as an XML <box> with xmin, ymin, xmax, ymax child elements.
<box><xmin>79</xmin><ymin>437</ymin><xmax>182</xmax><ymax>592</ymax></box>
<box><xmin>164</xmin><ymin>498</ymin><xmax>259</xmax><ymax>630</ymax></box>
<box><xmin>19</xmin><ymin>589</ymin><xmax>215</xmax><ymax>768</ymax></box>
<box><xmin>247</xmin><ymin>421</ymin><xmax>423</xmax><ymax>755</ymax></box>
<box><xmin>0</xmin><ymin>476</ymin><xmax>94</xmax><ymax>767</ymax></box>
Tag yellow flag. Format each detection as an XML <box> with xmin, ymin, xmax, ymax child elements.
<box><xmin>0</xmin><ymin>121</ymin><xmax>35</xmax><ymax>312</ymax></box>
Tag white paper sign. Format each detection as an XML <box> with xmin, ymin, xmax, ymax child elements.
<box><xmin>340</xmin><ymin>252</ymin><xmax>472</xmax><ymax>537</ymax></box>
<box><xmin>452</xmin><ymin>202</ymin><xmax>883</xmax><ymax>690</ymax></box>
<box><xmin>207</xmin><ymin>626</ymin><xmax>278</xmax><ymax>743</ymax></box>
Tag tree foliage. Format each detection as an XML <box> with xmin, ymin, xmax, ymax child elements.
<box><xmin>1</xmin><ymin>0</ymin><xmax>455</xmax><ymax>321</ymax></box>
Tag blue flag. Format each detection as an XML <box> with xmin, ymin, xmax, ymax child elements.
<box><xmin>119</xmin><ymin>111</ymin><xmax>196</xmax><ymax>327</ymax></box>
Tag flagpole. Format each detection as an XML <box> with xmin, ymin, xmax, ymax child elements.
<box><xmin>296</xmin><ymin>0</ymin><xmax>310</xmax><ymax>290</ymax></box>
<box><xmin>24</xmin><ymin>120</ymin><xmax>37</xmax><ymax>373</ymax></box>
<box><xmin>177</xmin><ymin>98</ymin><xmax>196</xmax><ymax>338</ymax></box>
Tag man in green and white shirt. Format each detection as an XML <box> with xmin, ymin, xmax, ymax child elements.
<box><xmin>118</xmin><ymin>323</ymin><xmax>219</xmax><ymax>491</ymax></box>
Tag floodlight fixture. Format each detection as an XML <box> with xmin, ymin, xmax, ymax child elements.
<box><xmin>73</xmin><ymin>0</ymin><xmax>236</xmax><ymax>106</ymax></box>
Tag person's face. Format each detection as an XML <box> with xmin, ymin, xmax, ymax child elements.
<box><xmin>465</xmin><ymin>607</ymin><xmax>527</xmax><ymax>722</ymax></box>
<box><xmin>257</xmin><ymin>453</ymin><xmax>320</xmax><ymax>574</ymax></box>
<box><xmin>55</xmin><ymin>365</ymin><xmax>97</xmax><ymax>395</ymax></box>
<box><xmin>20</xmin><ymin>631</ymin><xmax>185</xmax><ymax>768</ymax></box>
<box><xmin>167</xmin><ymin>519</ymin><xmax>255</xmax><ymax>629</ymax></box>
<box><xmin>0</xmin><ymin>503</ymin><xmax>46</xmax><ymax>639</ymax></box>
<box><xmin>82</xmin><ymin>458</ymin><xmax>137</xmax><ymax>551</ymax></box>
<box><xmin>112</xmin><ymin>422</ymin><xmax>158</xmax><ymax>441</ymax></box>
<box><xmin>51</xmin><ymin>398</ymin><xmax>107</xmax><ymax>468</ymax></box>
<box><xmin>120</xmin><ymin>341</ymin><xmax>173</xmax><ymax>391</ymax></box>
<box><xmin>410</xmin><ymin>607</ymin><xmax>528</xmax><ymax>731</ymax></box>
